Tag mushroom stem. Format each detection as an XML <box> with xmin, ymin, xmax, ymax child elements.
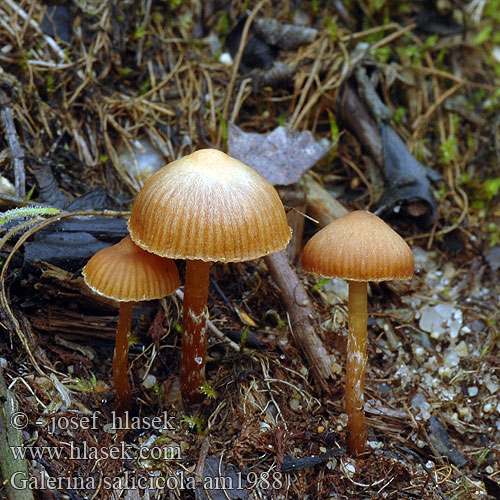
<box><xmin>113</xmin><ymin>301</ymin><xmax>133</xmax><ymax>414</ymax></box>
<box><xmin>180</xmin><ymin>259</ymin><xmax>210</xmax><ymax>406</ymax></box>
<box><xmin>346</xmin><ymin>280</ymin><xmax>368</xmax><ymax>455</ymax></box>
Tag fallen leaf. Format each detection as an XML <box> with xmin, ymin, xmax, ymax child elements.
<box><xmin>228</xmin><ymin>124</ymin><xmax>327</xmax><ymax>185</ymax></box>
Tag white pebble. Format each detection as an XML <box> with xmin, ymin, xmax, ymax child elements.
<box><xmin>142</xmin><ymin>374</ymin><xmax>157</xmax><ymax>389</ymax></box>
<box><xmin>467</xmin><ymin>386</ymin><xmax>478</xmax><ymax>397</ymax></box>
<box><xmin>219</xmin><ymin>52</ymin><xmax>233</xmax><ymax>66</ymax></box>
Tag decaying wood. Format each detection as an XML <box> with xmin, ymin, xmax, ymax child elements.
<box><xmin>303</xmin><ymin>172</ymin><xmax>349</xmax><ymax>228</ymax></box>
<box><xmin>0</xmin><ymin>369</ymin><xmax>35</xmax><ymax>500</ymax></box>
<box><xmin>264</xmin><ymin>251</ymin><xmax>333</xmax><ymax>394</ymax></box>
<box><xmin>0</xmin><ymin>89</ymin><xmax>25</xmax><ymax>199</ymax></box>
<box><xmin>338</xmin><ymin>83</ymin><xmax>382</xmax><ymax>164</ymax></box>
<box><xmin>35</xmin><ymin>261</ymin><xmax>119</xmax><ymax>312</ymax></box>
<box><xmin>278</xmin><ymin>184</ymin><xmax>307</xmax><ymax>262</ymax></box>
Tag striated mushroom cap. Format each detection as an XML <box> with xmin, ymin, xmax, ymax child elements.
<box><xmin>82</xmin><ymin>236</ymin><xmax>180</xmax><ymax>301</ymax></box>
<box><xmin>128</xmin><ymin>149</ymin><xmax>292</xmax><ymax>262</ymax></box>
<box><xmin>302</xmin><ymin>210</ymin><xmax>414</xmax><ymax>282</ymax></box>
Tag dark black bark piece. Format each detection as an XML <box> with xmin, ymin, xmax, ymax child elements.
<box><xmin>281</xmin><ymin>448</ymin><xmax>344</xmax><ymax>472</ymax></box>
<box><xmin>23</xmin><ymin>217</ymin><xmax>128</xmax><ymax>272</ymax></box>
<box><xmin>41</xmin><ymin>4</ymin><xmax>73</xmax><ymax>43</ymax></box>
<box><xmin>195</xmin><ymin>455</ymin><xmax>249</xmax><ymax>500</ymax></box>
<box><xmin>226</xmin><ymin>16</ymin><xmax>277</xmax><ymax>71</ymax></box>
<box><xmin>225</xmin><ymin>330</ymin><xmax>266</xmax><ymax>349</ymax></box>
<box><xmin>375</xmin><ymin>123</ymin><xmax>438</xmax><ymax>227</ymax></box>
<box><xmin>428</xmin><ymin>416</ymin><xmax>467</xmax><ymax>468</ymax></box>
<box><xmin>338</xmin><ymin>82</ymin><xmax>439</xmax><ymax>228</ymax></box>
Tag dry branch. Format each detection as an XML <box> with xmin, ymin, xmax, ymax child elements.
<box><xmin>0</xmin><ymin>369</ymin><xmax>34</xmax><ymax>500</ymax></box>
<box><xmin>0</xmin><ymin>90</ymin><xmax>25</xmax><ymax>199</ymax></box>
<box><xmin>264</xmin><ymin>251</ymin><xmax>333</xmax><ymax>394</ymax></box>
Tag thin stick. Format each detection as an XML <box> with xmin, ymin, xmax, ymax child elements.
<box><xmin>265</xmin><ymin>251</ymin><xmax>333</xmax><ymax>394</ymax></box>
<box><xmin>0</xmin><ymin>90</ymin><xmax>25</xmax><ymax>199</ymax></box>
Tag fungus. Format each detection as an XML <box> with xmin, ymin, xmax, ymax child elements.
<box><xmin>301</xmin><ymin>210</ymin><xmax>413</xmax><ymax>455</ymax></box>
<box><xmin>82</xmin><ymin>236</ymin><xmax>180</xmax><ymax>413</ymax></box>
<box><xmin>128</xmin><ymin>149</ymin><xmax>291</xmax><ymax>406</ymax></box>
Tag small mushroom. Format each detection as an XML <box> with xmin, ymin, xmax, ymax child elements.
<box><xmin>128</xmin><ymin>149</ymin><xmax>292</xmax><ymax>406</ymax></box>
<box><xmin>82</xmin><ymin>236</ymin><xmax>180</xmax><ymax>413</ymax></box>
<box><xmin>301</xmin><ymin>210</ymin><xmax>413</xmax><ymax>455</ymax></box>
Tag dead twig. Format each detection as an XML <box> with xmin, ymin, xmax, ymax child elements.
<box><xmin>0</xmin><ymin>89</ymin><xmax>25</xmax><ymax>199</ymax></box>
<box><xmin>264</xmin><ymin>251</ymin><xmax>333</xmax><ymax>394</ymax></box>
<box><xmin>0</xmin><ymin>369</ymin><xmax>35</xmax><ymax>500</ymax></box>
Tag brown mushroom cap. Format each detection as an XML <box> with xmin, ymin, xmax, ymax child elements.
<box><xmin>128</xmin><ymin>149</ymin><xmax>292</xmax><ymax>262</ymax></box>
<box><xmin>302</xmin><ymin>210</ymin><xmax>414</xmax><ymax>282</ymax></box>
<box><xmin>82</xmin><ymin>236</ymin><xmax>180</xmax><ymax>301</ymax></box>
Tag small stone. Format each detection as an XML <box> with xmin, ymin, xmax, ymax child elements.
<box><xmin>103</xmin><ymin>423</ymin><xmax>115</xmax><ymax>434</ymax></box>
<box><xmin>118</xmin><ymin>137</ymin><xmax>164</xmax><ymax>186</ymax></box>
<box><xmin>485</xmin><ymin>377</ymin><xmax>499</xmax><ymax>394</ymax></box>
<box><xmin>344</xmin><ymin>462</ymin><xmax>356</xmax><ymax>474</ymax></box>
<box><xmin>469</xmin><ymin>320</ymin><xmax>485</xmax><ymax>332</ymax></box>
<box><xmin>419</xmin><ymin>303</ymin><xmax>462</xmax><ymax>339</ymax></box>
<box><xmin>411</xmin><ymin>392</ymin><xmax>431</xmax><ymax>420</ymax></box>
<box><xmin>454</xmin><ymin>341</ymin><xmax>468</xmax><ymax>358</ymax></box>
<box><xmin>142</xmin><ymin>374</ymin><xmax>157</xmax><ymax>389</ymax></box>
<box><xmin>412</xmin><ymin>247</ymin><xmax>437</xmax><ymax>272</ymax></box>
<box><xmin>458</xmin><ymin>406</ymin><xmax>471</xmax><ymax>417</ymax></box>
<box><xmin>260</xmin><ymin>422</ymin><xmax>271</xmax><ymax>432</ymax></box>
<box><xmin>219</xmin><ymin>52</ymin><xmax>233</xmax><ymax>65</ymax></box>
<box><xmin>467</xmin><ymin>386</ymin><xmax>478</xmax><ymax>397</ymax></box>
<box><xmin>323</xmin><ymin>278</ymin><xmax>349</xmax><ymax>303</ymax></box>
<box><xmin>442</xmin><ymin>349</ymin><xmax>460</xmax><ymax>374</ymax></box>
<box><xmin>486</xmin><ymin>246</ymin><xmax>500</xmax><ymax>271</ymax></box>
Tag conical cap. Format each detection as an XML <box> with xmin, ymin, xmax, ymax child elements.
<box><xmin>302</xmin><ymin>211</ymin><xmax>414</xmax><ymax>282</ymax></box>
<box><xmin>128</xmin><ymin>149</ymin><xmax>292</xmax><ymax>262</ymax></box>
<box><xmin>82</xmin><ymin>236</ymin><xmax>180</xmax><ymax>301</ymax></box>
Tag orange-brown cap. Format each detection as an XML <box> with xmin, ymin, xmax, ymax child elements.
<box><xmin>128</xmin><ymin>149</ymin><xmax>292</xmax><ymax>262</ymax></box>
<box><xmin>301</xmin><ymin>210</ymin><xmax>414</xmax><ymax>282</ymax></box>
<box><xmin>82</xmin><ymin>236</ymin><xmax>180</xmax><ymax>301</ymax></box>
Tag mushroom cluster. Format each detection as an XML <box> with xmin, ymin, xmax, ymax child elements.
<box><xmin>128</xmin><ymin>149</ymin><xmax>292</xmax><ymax>406</ymax></box>
<box><xmin>301</xmin><ymin>210</ymin><xmax>414</xmax><ymax>455</ymax></box>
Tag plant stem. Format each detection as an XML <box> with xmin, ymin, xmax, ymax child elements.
<box><xmin>180</xmin><ymin>259</ymin><xmax>210</xmax><ymax>406</ymax></box>
<box><xmin>346</xmin><ymin>280</ymin><xmax>368</xmax><ymax>455</ymax></box>
<box><xmin>113</xmin><ymin>302</ymin><xmax>133</xmax><ymax>414</ymax></box>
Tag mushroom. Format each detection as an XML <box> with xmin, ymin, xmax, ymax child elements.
<box><xmin>128</xmin><ymin>149</ymin><xmax>292</xmax><ymax>406</ymax></box>
<box><xmin>301</xmin><ymin>210</ymin><xmax>413</xmax><ymax>455</ymax></box>
<box><xmin>82</xmin><ymin>236</ymin><xmax>180</xmax><ymax>413</ymax></box>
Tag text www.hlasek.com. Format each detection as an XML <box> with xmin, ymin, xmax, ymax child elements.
<box><xmin>10</xmin><ymin>440</ymin><xmax>181</xmax><ymax>461</ymax></box>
